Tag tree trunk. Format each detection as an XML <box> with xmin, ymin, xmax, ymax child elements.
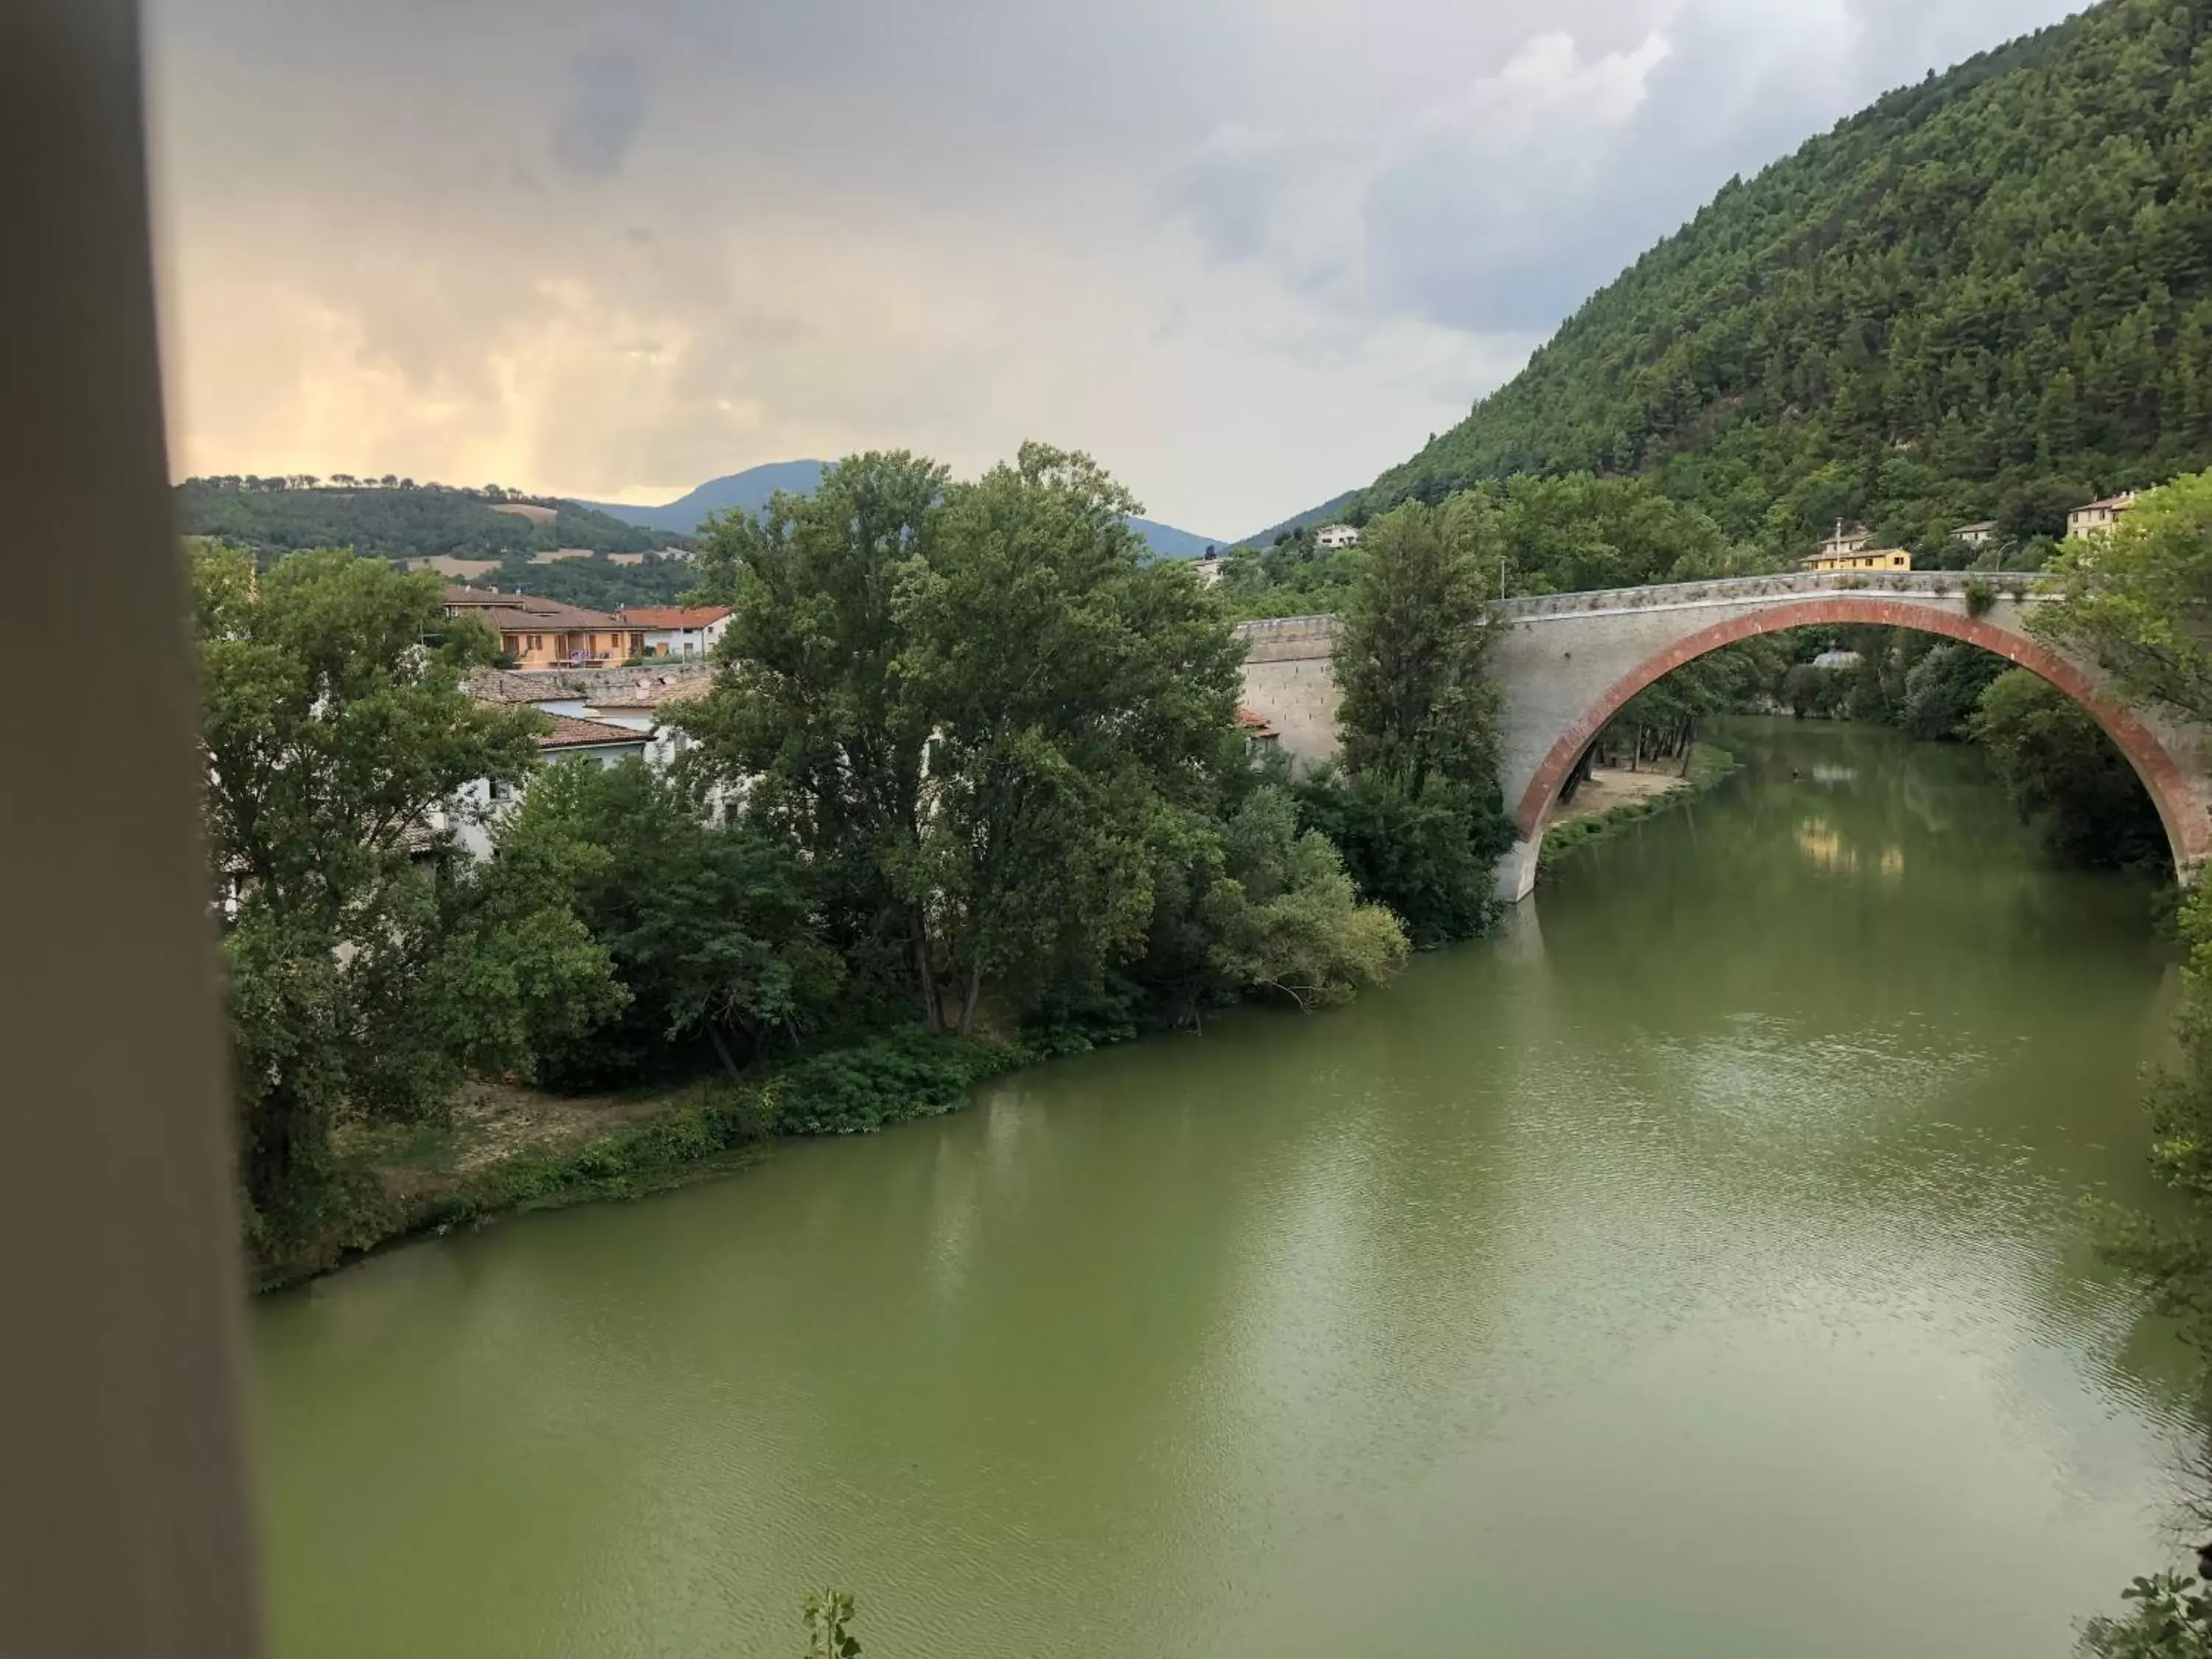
<box><xmin>909</xmin><ymin>905</ymin><xmax>941</xmax><ymax>1032</ymax></box>
<box><xmin>1680</xmin><ymin>721</ymin><xmax>1697</xmax><ymax>777</ymax></box>
<box><xmin>957</xmin><ymin>958</ymin><xmax>983</xmax><ymax>1037</ymax></box>
<box><xmin>706</xmin><ymin>1022</ymin><xmax>743</xmax><ymax>1082</ymax></box>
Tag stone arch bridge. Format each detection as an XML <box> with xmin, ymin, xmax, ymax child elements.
<box><xmin>1235</xmin><ymin>568</ymin><xmax>2212</xmax><ymax>905</ymax></box>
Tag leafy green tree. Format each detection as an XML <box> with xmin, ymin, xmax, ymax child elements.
<box><xmin>686</xmin><ymin>453</ymin><xmax>950</xmax><ymax>1018</ymax></box>
<box><xmin>1899</xmin><ymin>642</ymin><xmax>2007</xmax><ymax>741</ymax></box>
<box><xmin>1306</xmin><ymin>500</ymin><xmax>1517</xmax><ymax>945</ymax></box>
<box><xmin>2034</xmin><ymin>470</ymin><xmax>2212</xmax><ymax>723</ymax></box>
<box><xmin>896</xmin><ymin>442</ymin><xmax>1245</xmax><ymax>1029</ymax></box>
<box><xmin>1138</xmin><ymin>785</ymin><xmax>1409</xmax><ymax>1026</ymax></box>
<box><xmin>194</xmin><ymin>546</ymin><xmax>619</xmax><ymax>1256</ymax></box>
<box><xmin>2078</xmin><ymin>1576</ymin><xmax>2212</xmax><ymax>1658</ymax></box>
<box><xmin>1971</xmin><ymin>669</ymin><xmax>2168</xmax><ymax>869</ymax></box>
<box><xmin>493</xmin><ymin>757</ymin><xmax>844</xmax><ymax>1086</ymax></box>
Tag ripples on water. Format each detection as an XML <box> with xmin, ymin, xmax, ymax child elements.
<box><xmin>255</xmin><ymin>720</ymin><xmax>2201</xmax><ymax>1658</ymax></box>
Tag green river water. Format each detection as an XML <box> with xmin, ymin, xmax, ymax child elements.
<box><xmin>254</xmin><ymin>719</ymin><xmax>2204</xmax><ymax>1658</ymax></box>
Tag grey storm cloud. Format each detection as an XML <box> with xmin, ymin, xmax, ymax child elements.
<box><xmin>1170</xmin><ymin>124</ymin><xmax>1290</xmax><ymax>262</ymax></box>
<box><xmin>550</xmin><ymin>44</ymin><xmax>650</xmax><ymax>178</ymax></box>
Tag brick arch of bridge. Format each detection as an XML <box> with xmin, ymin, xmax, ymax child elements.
<box><xmin>1513</xmin><ymin>597</ymin><xmax>2208</xmax><ymax>872</ymax></box>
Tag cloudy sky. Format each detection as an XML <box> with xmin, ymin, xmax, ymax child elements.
<box><xmin>145</xmin><ymin>0</ymin><xmax>2079</xmax><ymax>537</ymax></box>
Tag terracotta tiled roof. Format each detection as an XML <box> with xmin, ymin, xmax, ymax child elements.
<box><xmin>618</xmin><ymin>605</ymin><xmax>730</xmax><ymax>629</ymax></box>
<box><xmin>443</xmin><ymin>586</ymin><xmax>627</xmax><ymax>630</ymax></box>
<box><xmin>538</xmin><ymin>715</ymin><xmax>652</xmax><ymax>751</ymax></box>
<box><xmin>1235</xmin><ymin>706</ymin><xmax>1279</xmax><ymax>740</ymax></box>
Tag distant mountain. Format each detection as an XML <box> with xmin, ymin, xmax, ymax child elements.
<box><xmin>1234</xmin><ymin>489</ymin><xmax>1362</xmax><ymax>549</ymax></box>
<box><xmin>580</xmin><ymin>461</ymin><xmax>1228</xmax><ymax>557</ymax></box>
<box><xmin>571</xmin><ymin>460</ymin><xmax>828</xmax><ymax>535</ymax></box>
<box><xmin>1125</xmin><ymin>517</ymin><xmax>1227</xmax><ymax>559</ymax></box>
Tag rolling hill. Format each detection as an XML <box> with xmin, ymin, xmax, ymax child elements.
<box><xmin>176</xmin><ymin>479</ymin><xmax>678</xmax><ymax>559</ymax></box>
<box><xmin>581</xmin><ymin>462</ymin><xmax>1230</xmax><ymax>558</ymax></box>
<box><xmin>1322</xmin><ymin>0</ymin><xmax>2212</xmax><ymax>557</ymax></box>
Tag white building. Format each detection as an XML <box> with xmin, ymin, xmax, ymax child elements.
<box><xmin>1314</xmin><ymin>524</ymin><xmax>1361</xmax><ymax>551</ymax></box>
<box><xmin>442</xmin><ymin>715</ymin><xmax>656</xmax><ymax>860</ymax></box>
<box><xmin>1952</xmin><ymin>521</ymin><xmax>1997</xmax><ymax>549</ymax></box>
<box><xmin>1815</xmin><ymin>521</ymin><xmax>1874</xmax><ymax>560</ymax></box>
<box><xmin>618</xmin><ymin>605</ymin><xmax>730</xmax><ymax>659</ymax></box>
<box><xmin>2067</xmin><ymin>493</ymin><xmax>2141</xmax><ymax>540</ymax></box>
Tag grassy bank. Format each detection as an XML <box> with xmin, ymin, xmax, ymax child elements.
<box><xmin>279</xmin><ymin>1029</ymin><xmax>1063</xmax><ymax>1291</ymax></box>
<box><xmin>1537</xmin><ymin>743</ymin><xmax>1738</xmax><ymax>879</ymax></box>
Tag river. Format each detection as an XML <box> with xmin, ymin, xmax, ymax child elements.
<box><xmin>254</xmin><ymin>719</ymin><xmax>2202</xmax><ymax>1658</ymax></box>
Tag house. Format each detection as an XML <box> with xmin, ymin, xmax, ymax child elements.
<box><xmin>1315</xmin><ymin>524</ymin><xmax>1361</xmax><ymax>551</ymax></box>
<box><xmin>1952</xmin><ymin>521</ymin><xmax>1997</xmax><ymax>548</ymax></box>
<box><xmin>1811</xmin><ymin>650</ymin><xmax>1864</xmax><ymax>671</ymax></box>
<box><xmin>1235</xmin><ymin>706</ymin><xmax>1280</xmax><ymax>747</ymax></box>
<box><xmin>444</xmin><ymin>715</ymin><xmax>657</xmax><ymax>860</ymax></box>
<box><xmin>1815</xmin><ymin>521</ymin><xmax>1874</xmax><ymax>560</ymax></box>
<box><xmin>619</xmin><ymin>605</ymin><xmax>731</xmax><ymax>659</ymax></box>
<box><xmin>1802</xmin><ymin>520</ymin><xmax>1909</xmax><ymax>570</ymax></box>
<box><xmin>442</xmin><ymin>586</ymin><xmax>647</xmax><ymax>669</ymax></box>
<box><xmin>1803</xmin><ymin>544</ymin><xmax>1910</xmax><ymax>573</ymax></box>
<box><xmin>2067</xmin><ymin>493</ymin><xmax>2141</xmax><ymax>539</ymax></box>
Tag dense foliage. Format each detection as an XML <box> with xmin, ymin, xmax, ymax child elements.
<box><xmin>1352</xmin><ymin>0</ymin><xmax>2212</xmax><ymax>560</ymax></box>
<box><xmin>193</xmin><ymin>547</ymin><xmax>622</xmax><ymax>1262</ymax></box>
<box><xmin>178</xmin><ymin>476</ymin><xmax>680</xmax><ymax>559</ymax></box>
<box><xmin>493</xmin><ymin>758</ymin><xmax>844</xmax><ymax>1088</ymax></box>
<box><xmin>1295</xmin><ymin>499</ymin><xmax>1518</xmax><ymax>946</ymax></box>
<box><xmin>1224</xmin><ymin>470</ymin><xmax>1774</xmax><ymax>619</ymax></box>
<box><xmin>468</xmin><ymin>551</ymin><xmax>701</xmax><ymax>611</ymax></box>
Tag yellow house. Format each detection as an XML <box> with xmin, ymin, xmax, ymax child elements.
<box><xmin>1803</xmin><ymin>546</ymin><xmax>1911</xmax><ymax>572</ymax></box>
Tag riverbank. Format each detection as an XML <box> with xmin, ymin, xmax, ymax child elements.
<box><xmin>1537</xmin><ymin>742</ymin><xmax>1736</xmax><ymax>877</ymax></box>
<box><xmin>287</xmin><ymin>1029</ymin><xmax>1048</xmax><ymax>1291</ymax></box>
<box><xmin>273</xmin><ymin>747</ymin><xmax>1731</xmax><ymax>1291</ymax></box>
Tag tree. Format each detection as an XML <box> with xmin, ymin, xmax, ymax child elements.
<box><xmin>194</xmin><ymin>546</ymin><xmax>619</xmax><ymax>1258</ymax></box>
<box><xmin>1970</xmin><ymin>669</ymin><xmax>2167</xmax><ymax>869</ymax></box>
<box><xmin>685</xmin><ymin>452</ymin><xmax>949</xmax><ymax>1018</ymax></box>
<box><xmin>2077</xmin><ymin>1576</ymin><xmax>2212</xmax><ymax>1658</ymax></box>
<box><xmin>493</xmin><ymin>757</ymin><xmax>842</xmax><ymax>1085</ymax></box>
<box><xmin>1899</xmin><ymin>641</ymin><xmax>2007</xmax><ymax>741</ymax></box>
<box><xmin>896</xmin><ymin>442</ymin><xmax>1245</xmax><ymax>1030</ymax></box>
<box><xmin>1307</xmin><ymin>500</ymin><xmax>1516</xmax><ymax>945</ymax></box>
<box><xmin>2034</xmin><ymin>470</ymin><xmax>2212</xmax><ymax>723</ymax></box>
<box><xmin>1139</xmin><ymin>784</ymin><xmax>1408</xmax><ymax>1026</ymax></box>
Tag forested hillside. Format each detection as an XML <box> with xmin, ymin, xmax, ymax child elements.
<box><xmin>178</xmin><ymin>478</ymin><xmax>681</xmax><ymax>558</ymax></box>
<box><xmin>1360</xmin><ymin>0</ymin><xmax>2212</xmax><ymax>557</ymax></box>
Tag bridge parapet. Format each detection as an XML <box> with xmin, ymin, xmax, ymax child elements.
<box><xmin>1495</xmin><ymin>568</ymin><xmax>2046</xmax><ymax>623</ymax></box>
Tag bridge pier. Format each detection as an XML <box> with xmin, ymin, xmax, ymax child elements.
<box><xmin>1237</xmin><ymin>571</ymin><xmax>2212</xmax><ymax>904</ymax></box>
<box><xmin>1494</xmin><ymin>837</ymin><xmax>1543</xmax><ymax>906</ymax></box>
